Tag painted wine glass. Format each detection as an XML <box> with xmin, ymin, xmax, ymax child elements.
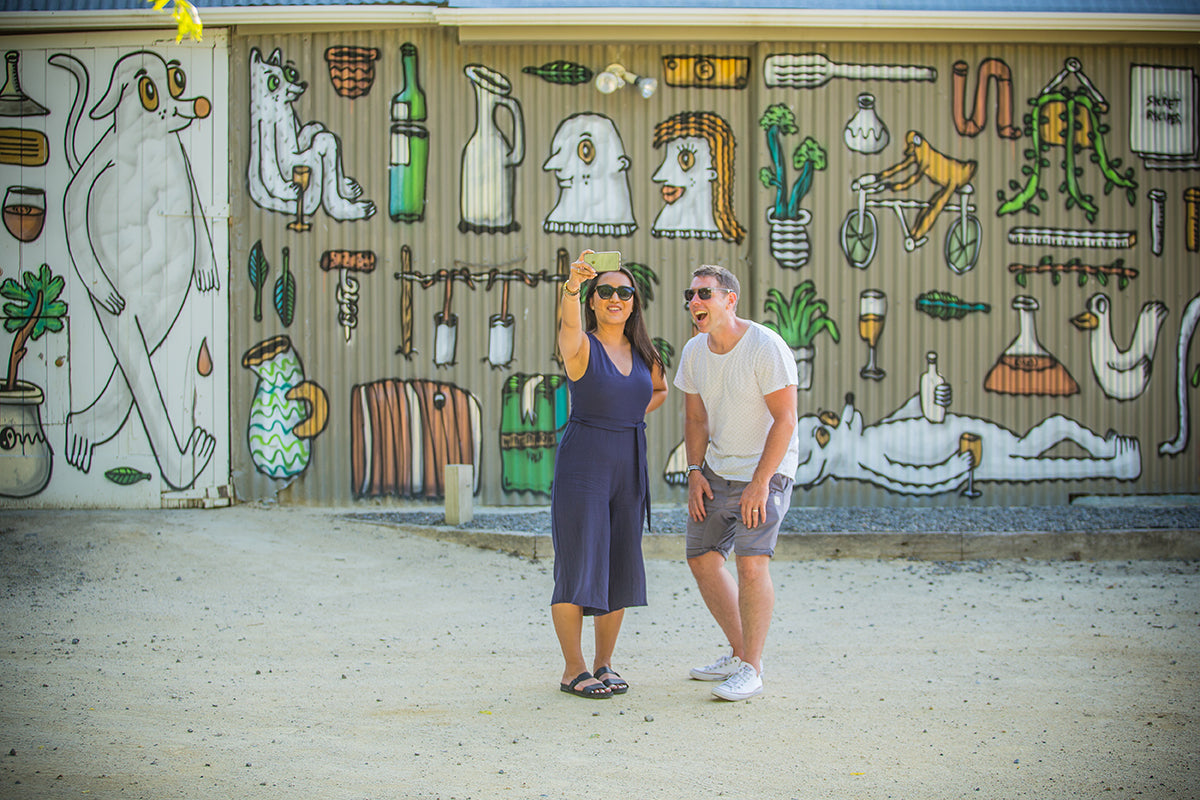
<box><xmin>288</xmin><ymin>165</ymin><xmax>312</xmax><ymax>232</ymax></box>
<box><xmin>858</xmin><ymin>289</ymin><xmax>886</xmax><ymax>380</ymax></box>
<box><xmin>3</xmin><ymin>185</ymin><xmax>45</xmax><ymax>242</ymax></box>
<box><xmin>959</xmin><ymin>432</ymin><xmax>982</xmax><ymax>499</ymax></box>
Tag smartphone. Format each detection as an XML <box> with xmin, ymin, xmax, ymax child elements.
<box><xmin>582</xmin><ymin>251</ymin><xmax>621</xmax><ymax>272</ymax></box>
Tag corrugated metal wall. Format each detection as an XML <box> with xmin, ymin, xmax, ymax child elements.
<box><xmin>229</xmin><ymin>29</ymin><xmax>1200</xmax><ymax>507</ymax></box>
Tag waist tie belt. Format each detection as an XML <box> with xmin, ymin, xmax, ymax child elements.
<box><xmin>566</xmin><ymin>418</ymin><xmax>651</xmax><ymax>531</ymax></box>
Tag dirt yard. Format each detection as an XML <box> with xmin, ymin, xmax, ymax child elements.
<box><xmin>1</xmin><ymin>505</ymin><xmax>1197</xmax><ymax>799</ymax></box>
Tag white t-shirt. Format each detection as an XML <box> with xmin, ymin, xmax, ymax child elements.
<box><xmin>673</xmin><ymin>320</ymin><xmax>800</xmax><ymax>482</ymax></box>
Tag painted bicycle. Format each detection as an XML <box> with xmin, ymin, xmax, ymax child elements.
<box><xmin>840</xmin><ymin>173</ymin><xmax>981</xmax><ymax>274</ymax></box>
<box><xmin>838</xmin><ymin>132</ymin><xmax>982</xmax><ymax>274</ymax></box>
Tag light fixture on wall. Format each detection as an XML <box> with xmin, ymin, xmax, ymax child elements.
<box><xmin>594</xmin><ymin>63</ymin><xmax>657</xmax><ymax>99</ymax></box>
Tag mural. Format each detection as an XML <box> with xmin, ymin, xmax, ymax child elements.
<box><xmin>324</xmin><ymin>46</ymin><xmax>379</xmax><ymax>99</ymax></box>
<box><xmin>1070</xmin><ymin>293</ymin><xmax>1168</xmax><ymax>401</ymax></box>
<box><xmin>51</xmin><ymin>49</ymin><xmax>219</xmax><ymax>491</ymax></box>
<box><xmin>793</xmin><ymin>393</ymin><xmax>1142</xmax><ymax>496</ymax></box>
<box><xmin>761</xmin><ymin>279</ymin><xmax>840</xmax><ymax>391</ymax></box>
<box><xmin>1129</xmin><ymin>64</ymin><xmax>1198</xmax><ymax>170</ymax></box>
<box><xmin>460</xmin><ymin>64</ymin><xmax>524</xmax><ymax>234</ymax></box>
<box><xmin>997</xmin><ymin>58</ymin><xmax>1137</xmax><ymax>222</ymax></box>
<box><xmin>242</xmin><ymin>335</ymin><xmax>328</xmax><ymax>480</ymax></box>
<box><xmin>320</xmin><ymin>249</ymin><xmax>377</xmax><ymax>343</ymax></box>
<box><xmin>843</xmin><ymin>92</ymin><xmax>890</xmax><ymax>154</ymax></box>
<box><xmin>984</xmin><ymin>296</ymin><xmax>1079</xmax><ymax>397</ymax></box>
<box><xmin>542</xmin><ymin>112</ymin><xmax>636</xmax><ymax>236</ymax></box>
<box><xmin>951</xmin><ymin>58</ymin><xmax>1022</xmax><ymax>140</ymax></box>
<box><xmin>350</xmin><ymin>378</ymin><xmax>481</xmax><ymax>499</ymax></box>
<box><xmin>6</xmin><ymin>21</ymin><xmax>1196</xmax><ymax>514</ymax></box>
<box><xmin>522</xmin><ymin>61</ymin><xmax>593</xmax><ymax>86</ymax></box>
<box><xmin>763</xmin><ymin>53</ymin><xmax>936</xmax><ymax>89</ymax></box>
<box><xmin>51</xmin><ymin>29</ymin><xmax>1178</xmax><ymax>511</ymax></box>
<box><xmin>913</xmin><ymin>291</ymin><xmax>990</xmax><ymax>320</ymax></box>
<box><xmin>651</xmin><ymin>111</ymin><xmax>745</xmax><ymax>243</ymax></box>
<box><xmin>0</xmin><ymin>263</ymin><xmax>66</xmax><ymax>498</ymax></box>
<box><xmin>389</xmin><ymin>42</ymin><xmax>428</xmax><ymax>224</ymax></box>
<box><xmin>662</xmin><ymin>55</ymin><xmax>750</xmax><ymax>90</ymax></box>
<box><xmin>841</xmin><ymin>131</ymin><xmax>981</xmax><ymax>274</ymax></box>
<box><xmin>759</xmin><ymin>103</ymin><xmax>827</xmax><ymax>269</ymax></box>
<box><xmin>1160</xmin><ymin>291</ymin><xmax>1200</xmax><ymax>456</ymax></box>
<box><xmin>499</xmin><ymin>372</ymin><xmax>568</xmax><ymax>495</ymax></box>
<box><xmin>225</xmin><ymin>37</ymin><xmax>1200</xmax><ymax>508</ymax></box>
<box><xmin>247</xmin><ymin>47</ymin><xmax>375</xmax><ymax>223</ymax></box>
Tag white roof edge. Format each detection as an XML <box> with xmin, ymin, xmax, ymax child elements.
<box><xmin>0</xmin><ymin>6</ymin><xmax>437</xmax><ymax>31</ymax></box>
<box><xmin>0</xmin><ymin>6</ymin><xmax>1197</xmax><ymax>35</ymax></box>
<box><xmin>437</xmin><ymin>7</ymin><xmax>1200</xmax><ymax>31</ymax></box>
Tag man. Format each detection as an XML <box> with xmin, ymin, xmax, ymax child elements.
<box><xmin>672</xmin><ymin>265</ymin><xmax>799</xmax><ymax>701</ymax></box>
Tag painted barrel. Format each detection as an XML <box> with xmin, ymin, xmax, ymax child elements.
<box><xmin>350</xmin><ymin>379</ymin><xmax>481</xmax><ymax>498</ymax></box>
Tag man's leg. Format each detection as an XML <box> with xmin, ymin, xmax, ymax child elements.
<box><xmin>734</xmin><ymin>554</ymin><xmax>774</xmax><ymax>674</ymax></box>
<box><xmin>688</xmin><ymin>551</ymin><xmax>744</xmax><ymax>659</ymax></box>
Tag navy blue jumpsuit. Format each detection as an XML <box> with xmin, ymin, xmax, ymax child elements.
<box><xmin>550</xmin><ymin>332</ymin><xmax>652</xmax><ymax>616</ymax></box>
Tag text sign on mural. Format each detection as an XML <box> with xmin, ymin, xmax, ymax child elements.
<box><xmin>1129</xmin><ymin>65</ymin><xmax>1198</xmax><ymax>164</ymax></box>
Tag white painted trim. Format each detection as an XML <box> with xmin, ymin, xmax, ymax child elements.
<box><xmin>435</xmin><ymin>8</ymin><xmax>1200</xmax><ymax>32</ymax></box>
<box><xmin>0</xmin><ymin>7</ymin><xmax>436</xmax><ymax>32</ymax></box>
<box><xmin>0</xmin><ymin>6</ymin><xmax>1196</xmax><ymax>39</ymax></box>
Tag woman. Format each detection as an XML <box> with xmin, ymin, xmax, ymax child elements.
<box><xmin>552</xmin><ymin>250</ymin><xmax>668</xmax><ymax>699</ymax></box>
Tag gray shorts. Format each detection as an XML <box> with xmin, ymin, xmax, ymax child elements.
<box><xmin>686</xmin><ymin>467</ymin><xmax>793</xmax><ymax>559</ymax></box>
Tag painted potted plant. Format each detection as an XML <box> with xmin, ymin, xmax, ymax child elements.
<box><xmin>759</xmin><ymin>103</ymin><xmax>828</xmax><ymax>269</ymax></box>
<box><xmin>1</xmin><ymin>263</ymin><xmax>67</xmax><ymax>497</ymax></box>
<box><xmin>762</xmin><ymin>280</ymin><xmax>839</xmax><ymax>390</ymax></box>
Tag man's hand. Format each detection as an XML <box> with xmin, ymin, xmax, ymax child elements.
<box><xmin>739</xmin><ymin>477</ymin><xmax>770</xmax><ymax>529</ymax></box>
<box><xmin>687</xmin><ymin>470</ymin><xmax>713</xmax><ymax>522</ymax></box>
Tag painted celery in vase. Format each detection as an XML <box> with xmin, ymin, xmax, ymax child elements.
<box><xmin>759</xmin><ymin>103</ymin><xmax>827</xmax><ymax>269</ymax></box>
<box><xmin>1</xmin><ymin>263</ymin><xmax>66</xmax><ymax>497</ymax></box>
<box><xmin>762</xmin><ymin>279</ymin><xmax>839</xmax><ymax>390</ymax></box>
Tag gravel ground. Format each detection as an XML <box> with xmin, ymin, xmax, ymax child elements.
<box><xmin>1</xmin><ymin>505</ymin><xmax>1198</xmax><ymax>799</ymax></box>
<box><xmin>354</xmin><ymin>503</ymin><xmax>1200</xmax><ymax>534</ymax></box>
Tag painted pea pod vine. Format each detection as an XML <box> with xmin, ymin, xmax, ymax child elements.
<box><xmin>997</xmin><ymin>89</ymin><xmax>1137</xmax><ymax>222</ymax></box>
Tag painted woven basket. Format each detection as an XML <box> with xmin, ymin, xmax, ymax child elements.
<box><xmin>324</xmin><ymin>46</ymin><xmax>380</xmax><ymax>99</ymax></box>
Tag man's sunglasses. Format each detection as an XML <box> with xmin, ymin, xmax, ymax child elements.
<box><xmin>594</xmin><ymin>284</ymin><xmax>635</xmax><ymax>301</ymax></box>
<box><xmin>683</xmin><ymin>287</ymin><xmax>731</xmax><ymax>302</ymax></box>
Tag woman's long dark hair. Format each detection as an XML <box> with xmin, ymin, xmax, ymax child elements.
<box><xmin>583</xmin><ymin>267</ymin><xmax>665</xmax><ymax>374</ymax></box>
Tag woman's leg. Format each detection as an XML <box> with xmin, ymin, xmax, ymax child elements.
<box><xmin>552</xmin><ymin>602</ymin><xmax>606</xmax><ymax>691</ymax></box>
<box><xmin>592</xmin><ymin>608</ymin><xmax>625</xmax><ymax>673</ymax></box>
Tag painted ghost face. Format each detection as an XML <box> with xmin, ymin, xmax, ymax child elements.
<box><xmin>543</xmin><ymin>113</ymin><xmax>635</xmax><ymax>234</ymax></box>
<box><xmin>651</xmin><ymin>135</ymin><xmax>719</xmax><ymax>238</ymax></box>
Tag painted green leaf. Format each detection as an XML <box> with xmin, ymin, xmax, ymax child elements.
<box><xmin>653</xmin><ymin>336</ymin><xmax>674</xmax><ymax>370</ymax></box>
<box><xmin>1</xmin><ymin>264</ymin><xmax>67</xmax><ymax>336</ymax></box>
<box><xmin>105</xmin><ymin>466</ymin><xmax>152</xmax><ymax>485</ymax></box>
<box><xmin>248</xmin><ymin>240</ymin><xmax>269</xmax><ymax>323</ymax></box>
<box><xmin>522</xmin><ymin>61</ymin><xmax>593</xmax><ymax>85</ymax></box>
<box><xmin>275</xmin><ymin>246</ymin><xmax>295</xmax><ymax>327</ymax></box>
<box><xmin>914</xmin><ymin>291</ymin><xmax>991</xmax><ymax>321</ymax></box>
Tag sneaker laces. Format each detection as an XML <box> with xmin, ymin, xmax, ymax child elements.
<box><xmin>723</xmin><ymin>663</ymin><xmax>759</xmax><ymax>690</ymax></box>
<box><xmin>704</xmin><ymin>654</ymin><xmax>738</xmax><ymax>672</ymax></box>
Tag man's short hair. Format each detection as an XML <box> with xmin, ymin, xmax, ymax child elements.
<box><xmin>691</xmin><ymin>264</ymin><xmax>740</xmax><ymax>298</ymax></box>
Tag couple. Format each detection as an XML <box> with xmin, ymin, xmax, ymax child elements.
<box><xmin>551</xmin><ymin>251</ymin><xmax>799</xmax><ymax>702</ymax></box>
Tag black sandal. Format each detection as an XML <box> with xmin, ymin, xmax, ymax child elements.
<box><xmin>594</xmin><ymin>666</ymin><xmax>628</xmax><ymax>694</ymax></box>
<box><xmin>560</xmin><ymin>671</ymin><xmax>612</xmax><ymax>699</ymax></box>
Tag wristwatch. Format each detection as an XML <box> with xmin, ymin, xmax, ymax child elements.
<box><xmin>686</xmin><ymin>464</ymin><xmax>703</xmax><ymax>476</ymax></box>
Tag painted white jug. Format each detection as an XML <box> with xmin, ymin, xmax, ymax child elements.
<box><xmin>460</xmin><ymin>65</ymin><xmax>524</xmax><ymax>233</ymax></box>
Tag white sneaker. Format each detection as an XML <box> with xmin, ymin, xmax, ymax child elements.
<box><xmin>689</xmin><ymin>653</ymin><xmax>741</xmax><ymax>681</ymax></box>
<box><xmin>712</xmin><ymin>663</ymin><xmax>763</xmax><ymax>701</ymax></box>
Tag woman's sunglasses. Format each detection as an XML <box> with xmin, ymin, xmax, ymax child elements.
<box><xmin>594</xmin><ymin>284</ymin><xmax>635</xmax><ymax>301</ymax></box>
<box><xmin>683</xmin><ymin>287</ymin><xmax>731</xmax><ymax>302</ymax></box>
